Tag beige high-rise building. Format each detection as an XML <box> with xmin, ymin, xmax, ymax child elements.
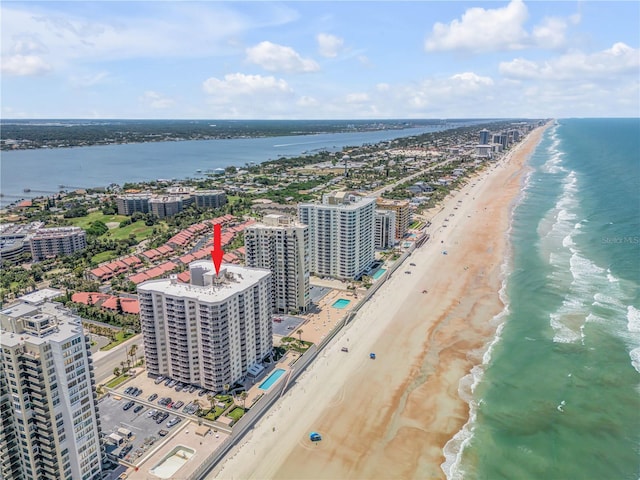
<box><xmin>138</xmin><ymin>262</ymin><xmax>272</xmax><ymax>392</ymax></box>
<box><xmin>299</xmin><ymin>192</ymin><xmax>376</xmax><ymax>280</ymax></box>
<box><xmin>376</xmin><ymin>198</ymin><xmax>411</xmax><ymax>240</ymax></box>
<box><xmin>0</xmin><ymin>303</ymin><xmax>104</xmax><ymax>480</ymax></box>
<box><xmin>244</xmin><ymin>214</ymin><xmax>310</xmax><ymax>314</ymax></box>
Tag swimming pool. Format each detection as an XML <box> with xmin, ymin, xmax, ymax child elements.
<box><xmin>149</xmin><ymin>446</ymin><xmax>194</xmax><ymax>479</ymax></box>
<box><xmin>259</xmin><ymin>369</ymin><xmax>286</xmax><ymax>390</ymax></box>
<box><xmin>332</xmin><ymin>298</ymin><xmax>351</xmax><ymax>309</ymax></box>
<box><xmin>372</xmin><ymin>268</ymin><xmax>387</xmax><ymax>280</ymax></box>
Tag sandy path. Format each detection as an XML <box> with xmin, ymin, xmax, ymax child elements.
<box><xmin>211</xmin><ymin>126</ymin><xmax>547</xmax><ymax>480</ymax></box>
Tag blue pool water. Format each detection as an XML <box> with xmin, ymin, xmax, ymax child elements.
<box><xmin>258</xmin><ymin>369</ymin><xmax>286</xmax><ymax>390</ymax></box>
<box><xmin>332</xmin><ymin>298</ymin><xmax>351</xmax><ymax>309</ymax></box>
<box><xmin>372</xmin><ymin>268</ymin><xmax>387</xmax><ymax>280</ymax></box>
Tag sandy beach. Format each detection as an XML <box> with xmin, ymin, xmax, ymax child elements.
<box><xmin>210</xmin><ymin>126</ymin><xmax>547</xmax><ymax>480</ymax></box>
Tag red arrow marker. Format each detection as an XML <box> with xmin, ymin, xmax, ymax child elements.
<box><xmin>210</xmin><ymin>223</ymin><xmax>223</xmax><ymax>276</ymax></box>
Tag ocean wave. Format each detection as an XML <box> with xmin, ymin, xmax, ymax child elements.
<box><xmin>442</xmin><ymin>229</ymin><xmax>514</xmax><ymax>479</ymax></box>
<box><xmin>628</xmin><ymin>306</ymin><xmax>640</xmax><ymax>334</ymax></box>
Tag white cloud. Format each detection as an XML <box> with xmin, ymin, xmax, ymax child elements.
<box><xmin>500</xmin><ymin>42</ymin><xmax>640</xmax><ymax>80</ymax></box>
<box><xmin>140</xmin><ymin>91</ymin><xmax>175</xmax><ymax>109</ymax></box>
<box><xmin>246</xmin><ymin>41</ymin><xmax>319</xmax><ymax>73</ymax></box>
<box><xmin>297</xmin><ymin>96</ymin><xmax>318</xmax><ymax>107</ymax></box>
<box><xmin>425</xmin><ymin>0</ymin><xmax>529</xmax><ymax>53</ymax></box>
<box><xmin>1</xmin><ymin>54</ymin><xmax>51</xmax><ymax>76</ymax></box>
<box><xmin>202</xmin><ymin>73</ymin><xmax>292</xmax><ymax>98</ymax></box>
<box><xmin>450</xmin><ymin>72</ymin><xmax>494</xmax><ymax>88</ymax></box>
<box><xmin>425</xmin><ymin>0</ymin><xmax>581</xmax><ymax>52</ymax></box>
<box><xmin>317</xmin><ymin>33</ymin><xmax>344</xmax><ymax>58</ymax></box>
<box><xmin>345</xmin><ymin>92</ymin><xmax>369</xmax><ymax>104</ymax></box>
<box><xmin>532</xmin><ymin>17</ymin><xmax>568</xmax><ymax>49</ymax></box>
<box><xmin>1</xmin><ymin>3</ymin><xmax>295</xmax><ymax>68</ymax></box>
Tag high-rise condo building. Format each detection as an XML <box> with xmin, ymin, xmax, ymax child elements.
<box><xmin>244</xmin><ymin>214</ymin><xmax>310</xmax><ymax>314</ymax></box>
<box><xmin>375</xmin><ymin>198</ymin><xmax>410</xmax><ymax>240</ymax></box>
<box><xmin>115</xmin><ymin>194</ymin><xmax>151</xmax><ymax>216</ymax></box>
<box><xmin>479</xmin><ymin>129</ymin><xmax>490</xmax><ymax>145</ymax></box>
<box><xmin>29</xmin><ymin>227</ymin><xmax>87</xmax><ymax>262</ymax></box>
<box><xmin>0</xmin><ymin>302</ymin><xmax>103</xmax><ymax>480</ymax></box>
<box><xmin>137</xmin><ymin>262</ymin><xmax>272</xmax><ymax>391</ymax></box>
<box><xmin>193</xmin><ymin>190</ymin><xmax>227</xmax><ymax>209</ymax></box>
<box><xmin>298</xmin><ymin>192</ymin><xmax>376</xmax><ymax>280</ymax></box>
<box><xmin>149</xmin><ymin>196</ymin><xmax>184</xmax><ymax>219</ymax></box>
<box><xmin>374</xmin><ymin>210</ymin><xmax>397</xmax><ymax>249</ymax></box>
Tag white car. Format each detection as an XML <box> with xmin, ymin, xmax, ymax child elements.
<box><xmin>147</xmin><ymin>409</ymin><xmax>158</xmax><ymax>418</ymax></box>
<box><xmin>167</xmin><ymin>417</ymin><xmax>182</xmax><ymax>428</ymax></box>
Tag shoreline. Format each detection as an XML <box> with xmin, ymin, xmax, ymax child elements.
<box><xmin>441</xmin><ymin>125</ymin><xmax>549</xmax><ymax>479</ymax></box>
<box><xmin>210</xmin><ymin>125</ymin><xmax>550</xmax><ymax>480</ymax></box>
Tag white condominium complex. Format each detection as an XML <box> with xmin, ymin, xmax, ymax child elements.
<box><xmin>138</xmin><ymin>261</ymin><xmax>272</xmax><ymax>391</ymax></box>
<box><xmin>0</xmin><ymin>303</ymin><xmax>103</xmax><ymax>480</ymax></box>
<box><xmin>244</xmin><ymin>214</ymin><xmax>310</xmax><ymax>314</ymax></box>
<box><xmin>29</xmin><ymin>227</ymin><xmax>87</xmax><ymax>262</ymax></box>
<box><xmin>298</xmin><ymin>192</ymin><xmax>376</xmax><ymax>280</ymax></box>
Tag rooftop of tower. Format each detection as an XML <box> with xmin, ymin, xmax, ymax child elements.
<box><xmin>137</xmin><ymin>261</ymin><xmax>270</xmax><ymax>302</ymax></box>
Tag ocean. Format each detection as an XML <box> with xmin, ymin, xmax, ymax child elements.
<box><xmin>445</xmin><ymin>119</ymin><xmax>640</xmax><ymax>479</ymax></box>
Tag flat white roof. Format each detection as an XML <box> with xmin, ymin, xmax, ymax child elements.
<box><xmin>138</xmin><ymin>262</ymin><xmax>270</xmax><ymax>302</ymax></box>
<box><xmin>19</xmin><ymin>288</ymin><xmax>63</xmax><ymax>305</ymax></box>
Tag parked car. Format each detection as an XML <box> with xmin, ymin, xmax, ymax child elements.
<box><xmin>154</xmin><ymin>376</ymin><xmax>165</xmax><ymax>385</ymax></box>
<box><xmin>188</xmin><ymin>385</ymin><xmax>198</xmax><ymax>393</ymax></box>
<box><xmin>123</xmin><ymin>401</ymin><xmax>134</xmax><ymax>411</ymax></box>
<box><xmin>158</xmin><ymin>429</ymin><xmax>169</xmax><ymax>437</ymax></box>
<box><xmin>147</xmin><ymin>409</ymin><xmax>158</xmax><ymax>418</ymax></box>
<box><xmin>167</xmin><ymin>417</ymin><xmax>182</xmax><ymax>428</ymax></box>
<box><xmin>175</xmin><ymin>384</ymin><xmax>183</xmax><ymax>392</ymax></box>
<box><xmin>124</xmin><ymin>387</ymin><xmax>134</xmax><ymax>395</ymax></box>
<box><xmin>168</xmin><ymin>380</ymin><xmax>178</xmax><ymax>388</ymax></box>
<box><xmin>148</xmin><ymin>393</ymin><xmax>158</xmax><ymax>402</ymax></box>
<box><xmin>134</xmin><ymin>388</ymin><xmax>142</xmax><ymax>397</ymax></box>
<box><xmin>198</xmin><ymin>389</ymin><xmax>208</xmax><ymax>397</ymax></box>
<box><xmin>164</xmin><ymin>378</ymin><xmax>172</xmax><ymax>387</ymax></box>
<box><xmin>173</xmin><ymin>401</ymin><xmax>184</xmax><ymax>410</ymax></box>
<box><xmin>133</xmin><ymin>405</ymin><xmax>144</xmax><ymax>414</ymax></box>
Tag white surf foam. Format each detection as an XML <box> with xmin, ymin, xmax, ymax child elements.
<box><xmin>442</xmin><ymin>244</ymin><xmax>514</xmax><ymax>479</ymax></box>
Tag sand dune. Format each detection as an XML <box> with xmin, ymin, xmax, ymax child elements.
<box><xmin>211</xmin><ymin>126</ymin><xmax>547</xmax><ymax>480</ymax></box>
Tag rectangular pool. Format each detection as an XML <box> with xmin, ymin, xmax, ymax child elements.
<box><xmin>259</xmin><ymin>369</ymin><xmax>286</xmax><ymax>390</ymax></box>
<box><xmin>372</xmin><ymin>268</ymin><xmax>387</xmax><ymax>280</ymax></box>
<box><xmin>331</xmin><ymin>298</ymin><xmax>351</xmax><ymax>309</ymax></box>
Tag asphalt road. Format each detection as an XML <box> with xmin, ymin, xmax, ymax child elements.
<box><xmin>93</xmin><ymin>334</ymin><xmax>142</xmax><ymax>384</ymax></box>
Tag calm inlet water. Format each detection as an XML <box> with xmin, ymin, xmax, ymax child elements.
<box><xmin>445</xmin><ymin>118</ymin><xmax>640</xmax><ymax>480</ymax></box>
<box><xmin>1</xmin><ymin>123</ymin><xmax>477</xmax><ymax>207</ymax></box>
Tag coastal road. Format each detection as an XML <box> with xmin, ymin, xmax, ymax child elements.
<box><xmin>92</xmin><ymin>334</ymin><xmax>142</xmax><ymax>384</ymax></box>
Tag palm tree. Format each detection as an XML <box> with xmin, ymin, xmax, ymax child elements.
<box><xmin>192</xmin><ymin>398</ymin><xmax>202</xmax><ymax>416</ymax></box>
<box><xmin>206</xmin><ymin>394</ymin><xmax>216</xmax><ymax>414</ymax></box>
<box><xmin>113</xmin><ymin>367</ymin><xmax>121</xmax><ymax>377</ymax></box>
<box><xmin>296</xmin><ymin>329</ymin><xmax>303</xmax><ymax>342</ymax></box>
<box><xmin>128</xmin><ymin>344</ymin><xmax>138</xmax><ymax>366</ymax></box>
<box><xmin>239</xmin><ymin>391</ymin><xmax>248</xmax><ymax>410</ymax></box>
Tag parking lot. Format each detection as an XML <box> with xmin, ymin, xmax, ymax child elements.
<box><xmin>272</xmin><ymin>315</ymin><xmax>306</xmax><ymax>337</ymax></box>
<box><xmin>98</xmin><ymin>394</ymin><xmax>189</xmax><ymax>465</ymax></box>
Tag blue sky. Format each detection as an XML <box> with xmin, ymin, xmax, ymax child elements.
<box><xmin>2</xmin><ymin>1</ymin><xmax>638</xmax><ymax>119</ymax></box>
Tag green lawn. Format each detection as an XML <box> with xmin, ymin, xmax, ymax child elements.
<box><xmin>105</xmin><ymin>220</ymin><xmax>155</xmax><ymax>241</ymax></box>
<box><xmin>91</xmin><ymin>250</ymin><xmax>118</xmax><ymax>264</ymax></box>
<box><xmin>101</xmin><ymin>331</ymin><xmax>135</xmax><ymax>351</ymax></box>
<box><xmin>105</xmin><ymin>375</ymin><xmax>130</xmax><ymax>389</ymax></box>
<box><xmin>227</xmin><ymin>407</ymin><xmax>245</xmax><ymax>422</ymax></box>
<box><xmin>69</xmin><ymin>211</ymin><xmax>128</xmax><ymax>229</ymax></box>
